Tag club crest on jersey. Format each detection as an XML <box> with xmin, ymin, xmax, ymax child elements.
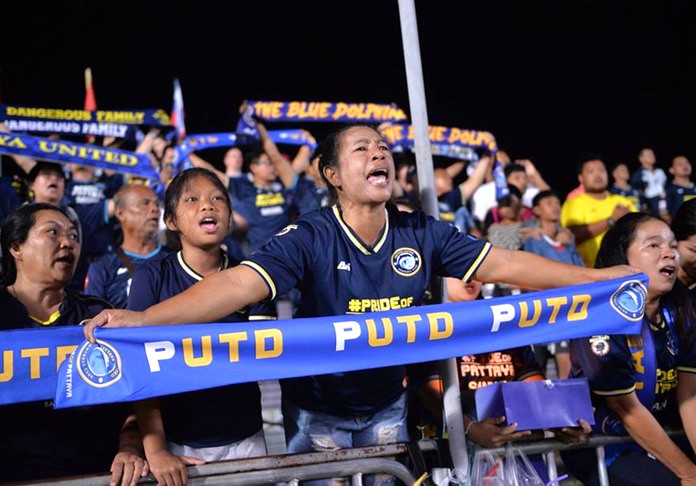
<box><xmin>76</xmin><ymin>340</ymin><xmax>122</xmax><ymax>388</ymax></box>
<box><xmin>275</xmin><ymin>224</ymin><xmax>298</xmax><ymax>237</ymax></box>
<box><xmin>589</xmin><ymin>335</ymin><xmax>611</xmax><ymax>356</ymax></box>
<box><xmin>610</xmin><ymin>279</ymin><xmax>646</xmax><ymax>321</ymax></box>
<box><xmin>391</xmin><ymin>247</ymin><xmax>421</xmax><ymax>277</ymax></box>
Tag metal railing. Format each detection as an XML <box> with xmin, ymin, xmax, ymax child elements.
<box><xmin>15</xmin><ymin>430</ymin><xmax>687</xmax><ymax>486</ymax></box>
<box><xmin>479</xmin><ymin>428</ymin><xmax>687</xmax><ymax>486</ymax></box>
<box><xmin>17</xmin><ymin>443</ymin><xmax>420</xmax><ymax>486</ymax></box>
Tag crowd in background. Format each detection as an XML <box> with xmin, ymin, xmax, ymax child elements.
<box><xmin>2</xmin><ymin>116</ymin><xmax>696</xmax><ymax>486</ymax></box>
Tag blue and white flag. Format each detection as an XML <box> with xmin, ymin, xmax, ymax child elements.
<box><xmin>170</xmin><ymin>78</ymin><xmax>186</xmax><ymax>142</ymax></box>
<box><xmin>45</xmin><ymin>274</ymin><xmax>647</xmax><ymax>408</ymax></box>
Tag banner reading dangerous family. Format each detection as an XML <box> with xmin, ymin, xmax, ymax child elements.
<box><xmin>0</xmin><ymin>104</ymin><xmax>171</xmax><ymax>139</ymax></box>
<box><xmin>42</xmin><ymin>274</ymin><xmax>648</xmax><ymax>409</ymax></box>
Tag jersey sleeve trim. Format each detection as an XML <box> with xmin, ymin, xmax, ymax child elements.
<box><xmin>241</xmin><ymin>261</ymin><xmax>277</xmax><ymax>300</ymax></box>
<box><xmin>677</xmin><ymin>365</ymin><xmax>696</xmax><ymax>374</ymax></box>
<box><xmin>249</xmin><ymin>315</ymin><xmax>278</xmax><ymax>321</ymax></box>
<box><xmin>592</xmin><ymin>385</ymin><xmax>636</xmax><ymax>397</ymax></box>
<box><xmin>461</xmin><ymin>240</ymin><xmax>492</xmax><ymax>282</ymax></box>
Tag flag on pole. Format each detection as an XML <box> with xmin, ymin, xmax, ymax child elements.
<box><xmin>170</xmin><ymin>78</ymin><xmax>186</xmax><ymax>142</ymax></box>
<box><xmin>84</xmin><ymin>67</ymin><xmax>97</xmax><ymax>143</ymax></box>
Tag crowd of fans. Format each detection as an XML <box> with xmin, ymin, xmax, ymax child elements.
<box><xmin>2</xmin><ymin>114</ymin><xmax>696</xmax><ymax>486</ymax></box>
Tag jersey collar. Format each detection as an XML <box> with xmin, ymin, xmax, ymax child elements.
<box><xmin>332</xmin><ymin>204</ymin><xmax>389</xmax><ymax>255</ymax></box>
<box><xmin>177</xmin><ymin>250</ymin><xmax>229</xmax><ymax>281</ymax></box>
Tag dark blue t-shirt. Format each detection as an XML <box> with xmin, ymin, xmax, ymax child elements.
<box><xmin>244</xmin><ymin>203</ymin><xmax>491</xmax><ymax>415</ymax></box>
<box><xmin>228</xmin><ymin>174</ymin><xmax>296</xmax><ymax>252</ymax></box>
<box><xmin>85</xmin><ymin>245</ymin><xmax>170</xmax><ymax>308</ymax></box>
<box><xmin>0</xmin><ymin>289</ymin><xmax>126</xmax><ymax>482</ymax></box>
<box><xmin>570</xmin><ymin>306</ymin><xmax>696</xmax><ymax>462</ymax></box>
<box><xmin>664</xmin><ymin>181</ymin><xmax>696</xmax><ymax>217</ymax></box>
<box><xmin>128</xmin><ymin>250</ymin><xmax>276</xmax><ymax>447</ymax></box>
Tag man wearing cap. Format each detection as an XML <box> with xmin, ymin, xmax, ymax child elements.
<box><xmin>25</xmin><ymin>161</ymin><xmax>116</xmax><ymax>292</ymax></box>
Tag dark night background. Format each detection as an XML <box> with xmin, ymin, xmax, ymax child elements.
<box><xmin>2</xmin><ymin>0</ymin><xmax>694</xmax><ymax>197</ymax></box>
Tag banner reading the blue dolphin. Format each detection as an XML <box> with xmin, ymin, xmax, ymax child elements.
<box><xmin>0</xmin><ymin>133</ymin><xmax>159</xmax><ymax>179</ymax></box>
<box><xmin>380</xmin><ymin>123</ymin><xmax>498</xmax><ymax>155</ymax></box>
<box><xmin>0</xmin><ymin>327</ymin><xmax>83</xmax><ymax>405</ymax></box>
<box><xmin>52</xmin><ymin>274</ymin><xmax>647</xmax><ymax>409</ymax></box>
<box><xmin>246</xmin><ymin>100</ymin><xmax>408</xmax><ymax>123</ymax></box>
<box><xmin>0</xmin><ymin>104</ymin><xmax>171</xmax><ymax>139</ymax></box>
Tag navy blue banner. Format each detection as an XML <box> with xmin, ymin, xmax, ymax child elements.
<box><xmin>174</xmin><ymin>133</ymin><xmax>239</xmax><ymax>163</ymax></box>
<box><xmin>268</xmin><ymin>129</ymin><xmax>318</xmax><ymax>150</ymax></box>
<box><xmin>0</xmin><ymin>133</ymin><xmax>159</xmax><ymax>179</ymax></box>
<box><xmin>246</xmin><ymin>100</ymin><xmax>408</xmax><ymax>123</ymax></box>
<box><xmin>173</xmin><ymin>130</ymin><xmax>318</xmax><ymax>169</ymax></box>
<box><xmin>0</xmin><ymin>104</ymin><xmax>172</xmax><ymax>126</ymax></box>
<box><xmin>47</xmin><ymin>275</ymin><xmax>647</xmax><ymax>409</ymax></box>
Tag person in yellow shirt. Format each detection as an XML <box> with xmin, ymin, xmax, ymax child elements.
<box><xmin>561</xmin><ymin>155</ymin><xmax>637</xmax><ymax>267</ymax></box>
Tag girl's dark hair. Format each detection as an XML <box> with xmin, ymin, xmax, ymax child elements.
<box><xmin>672</xmin><ymin>198</ymin><xmax>696</xmax><ymax>241</ymax></box>
<box><xmin>318</xmin><ymin>123</ymin><xmax>381</xmax><ymax>205</ymax></box>
<box><xmin>163</xmin><ymin>168</ymin><xmax>231</xmax><ymax>225</ymax></box>
<box><xmin>596</xmin><ymin>211</ymin><xmax>695</xmax><ymax>352</ymax></box>
<box><xmin>0</xmin><ymin>203</ymin><xmax>73</xmax><ymax>286</ymax></box>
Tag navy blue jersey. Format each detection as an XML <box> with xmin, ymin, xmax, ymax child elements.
<box><xmin>438</xmin><ymin>189</ymin><xmax>464</xmax><ymax>224</ymax></box>
<box><xmin>85</xmin><ymin>245</ymin><xmax>169</xmax><ymax>308</ymax></box>
<box><xmin>665</xmin><ymin>181</ymin><xmax>696</xmax><ymax>217</ymax></box>
<box><xmin>291</xmin><ymin>175</ymin><xmax>330</xmax><ymax>215</ymax></box>
<box><xmin>128</xmin><ymin>250</ymin><xmax>276</xmax><ymax>447</ymax></box>
<box><xmin>570</xmin><ymin>307</ymin><xmax>696</xmax><ymax>465</ymax></box>
<box><xmin>228</xmin><ymin>174</ymin><xmax>296</xmax><ymax>252</ymax></box>
<box><xmin>0</xmin><ymin>288</ymin><xmax>126</xmax><ymax>482</ymax></box>
<box><xmin>570</xmin><ymin>308</ymin><xmax>696</xmax><ymax>429</ymax></box>
<box><xmin>221</xmin><ymin>234</ymin><xmax>247</xmax><ymax>261</ymax></box>
<box><xmin>66</xmin><ymin>174</ymin><xmax>123</xmax><ymax>258</ymax></box>
<box><xmin>0</xmin><ymin>287</ymin><xmax>112</xmax><ymax>329</ymax></box>
<box><xmin>69</xmin><ymin>200</ymin><xmax>116</xmax><ymax>293</ymax></box>
<box><xmin>65</xmin><ymin>174</ymin><xmax>123</xmax><ymax>206</ymax></box>
<box><xmin>608</xmin><ymin>185</ymin><xmax>640</xmax><ymax>210</ymax></box>
<box><xmin>689</xmin><ymin>282</ymin><xmax>696</xmax><ymax>312</ymax></box>
<box><xmin>244</xmin><ymin>203</ymin><xmax>491</xmax><ymax>415</ymax></box>
<box><xmin>0</xmin><ymin>176</ymin><xmax>25</xmax><ymax>225</ymax></box>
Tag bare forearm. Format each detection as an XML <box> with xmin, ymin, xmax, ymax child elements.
<box><xmin>141</xmin><ymin>266</ymin><xmax>270</xmax><ymax>326</ymax></box>
<box><xmin>256</xmin><ymin>122</ymin><xmax>297</xmax><ymax>188</ymax></box>
<box><xmin>188</xmin><ymin>153</ymin><xmax>227</xmax><ymax>186</ymax></box>
<box><xmin>678</xmin><ymin>374</ymin><xmax>696</xmax><ymax>454</ymax></box>
<box><xmin>475</xmin><ymin>247</ymin><xmax>607</xmax><ymax>290</ymax></box>
<box><xmin>135</xmin><ymin>400</ymin><xmax>168</xmax><ymax>456</ymax></box>
<box><xmin>528</xmin><ymin>172</ymin><xmax>550</xmax><ymax>191</ymax></box>
<box><xmin>13</xmin><ymin>155</ymin><xmax>37</xmax><ymax>174</ymax></box>
<box><xmin>118</xmin><ymin>414</ymin><xmax>143</xmax><ymax>454</ymax></box>
<box><xmin>568</xmin><ymin>220</ymin><xmax>611</xmax><ymax>245</ymax></box>
<box><xmin>292</xmin><ymin>145</ymin><xmax>312</xmax><ymax>175</ymax></box>
<box><xmin>621</xmin><ymin>405</ymin><xmax>696</xmax><ymax>479</ymax></box>
<box><xmin>459</xmin><ymin>158</ymin><xmax>490</xmax><ymax>201</ymax></box>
